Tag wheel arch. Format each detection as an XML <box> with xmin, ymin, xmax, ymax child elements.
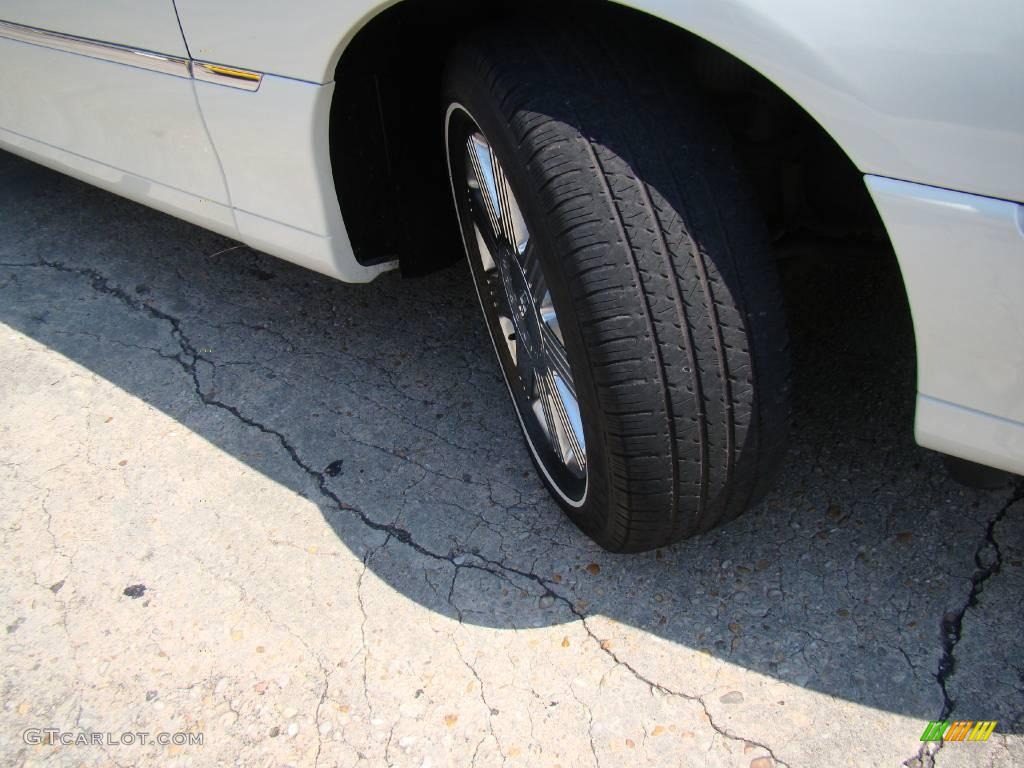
<box><xmin>326</xmin><ymin>0</ymin><xmax>859</xmax><ymax>162</ymax></box>
<box><xmin>328</xmin><ymin>0</ymin><xmax>889</xmax><ymax>271</ymax></box>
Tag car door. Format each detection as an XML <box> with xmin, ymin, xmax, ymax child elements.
<box><xmin>0</xmin><ymin>1</ymin><xmax>235</xmax><ymax>237</ymax></box>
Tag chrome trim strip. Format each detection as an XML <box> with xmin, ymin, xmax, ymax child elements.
<box><xmin>0</xmin><ymin>19</ymin><xmax>263</xmax><ymax>91</ymax></box>
<box><xmin>192</xmin><ymin>61</ymin><xmax>262</xmax><ymax>92</ymax></box>
<box><xmin>0</xmin><ymin>19</ymin><xmax>190</xmax><ymax>78</ymax></box>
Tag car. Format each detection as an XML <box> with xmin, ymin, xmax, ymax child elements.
<box><xmin>1</xmin><ymin>0</ymin><xmax>1021</xmax><ymax>552</ymax></box>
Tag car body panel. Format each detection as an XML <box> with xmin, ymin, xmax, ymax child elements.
<box><xmin>0</xmin><ymin>19</ymin><xmax>390</xmax><ymax>283</ymax></box>
<box><xmin>194</xmin><ymin>75</ymin><xmax>392</xmax><ymax>282</ymax></box>
<box><xmin>0</xmin><ymin>122</ymin><xmax>238</xmax><ymax>240</ymax></box>
<box><xmin>194</xmin><ymin>75</ymin><xmax>344</xmax><ymax>244</ymax></box>
<box><xmin>174</xmin><ymin>0</ymin><xmax>1024</xmax><ymax>204</ymax></box>
<box><xmin>171</xmin><ymin>0</ymin><xmax>385</xmax><ymax>83</ymax></box>
<box><xmin>621</xmin><ymin>0</ymin><xmax>1024</xmax><ymax>204</ymax></box>
<box><xmin>915</xmin><ymin>396</ymin><xmax>1024</xmax><ymax>477</ymax></box>
<box><xmin>0</xmin><ymin>34</ymin><xmax>232</xmax><ymax>237</ymax></box>
<box><xmin>866</xmin><ymin>176</ymin><xmax>1024</xmax><ymax>473</ymax></box>
<box><xmin>0</xmin><ymin>0</ymin><xmax>189</xmax><ymax>57</ymax></box>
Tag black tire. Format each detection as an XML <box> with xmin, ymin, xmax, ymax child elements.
<box><xmin>444</xmin><ymin>22</ymin><xmax>790</xmax><ymax>552</ymax></box>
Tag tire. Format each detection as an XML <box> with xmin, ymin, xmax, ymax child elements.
<box><xmin>443</xmin><ymin>22</ymin><xmax>790</xmax><ymax>552</ymax></box>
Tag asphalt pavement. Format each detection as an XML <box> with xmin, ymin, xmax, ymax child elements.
<box><xmin>1</xmin><ymin>149</ymin><xmax>1021</xmax><ymax>767</ymax></box>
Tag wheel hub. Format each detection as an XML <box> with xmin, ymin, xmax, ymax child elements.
<box><xmin>500</xmin><ymin>253</ymin><xmax>542</xmax><ymax>364</ymax></box>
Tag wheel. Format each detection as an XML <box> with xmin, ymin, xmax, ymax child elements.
<box><xmin>443</xmin><ymin>23</ymin><xmax>790</xmax><ymax>552</ymax></box>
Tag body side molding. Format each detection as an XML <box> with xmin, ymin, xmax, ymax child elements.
<box><xmin>0</xmin><ymin>19</ymin><xmax>262</xmax><ymax>90</ymax></box>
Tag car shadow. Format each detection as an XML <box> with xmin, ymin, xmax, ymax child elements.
<box><xmin>1</xmin><ymin>150</ymin><xmax>1020</xmax><ymax>729</ymax></box>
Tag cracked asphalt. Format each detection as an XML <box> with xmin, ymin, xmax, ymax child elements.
<box><xmin>1</xmin><ymin>148</ymin><xmax>1022</xmax><ymax>768</ymax></box>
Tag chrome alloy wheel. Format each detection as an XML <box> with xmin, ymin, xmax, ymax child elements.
<box><xmin>448</xmin><ymin>110</ymin><xmax>587</xmax><ymax>505</ymax></box>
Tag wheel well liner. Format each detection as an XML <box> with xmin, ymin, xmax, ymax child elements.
<box><xmin>330</xmin><ymin>0</ymin><xmax>887</xmax><ymax>271</ymax></box>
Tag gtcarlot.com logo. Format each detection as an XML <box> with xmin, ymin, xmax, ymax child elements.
<box><xmin>23</xmin><ymin>729</ymin><xmax>203</xmax><ymax>747</ymax></box>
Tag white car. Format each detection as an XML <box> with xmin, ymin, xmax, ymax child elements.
<box><xmin>2</xmin><ymin>1</ymin><xmax>1021</xmax><ymax>551</ymax></box>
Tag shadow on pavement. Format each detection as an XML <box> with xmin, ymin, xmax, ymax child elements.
<box><xmin>1</xmin><ymin>150</ymin><xmax>1020</xmax><ymax>730</ymax></box>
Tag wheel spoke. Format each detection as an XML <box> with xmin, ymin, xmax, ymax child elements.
<box><xmin>466</xmin><ymin>133</ymin><xmax>528</xmax><ymax>255</ymax></box>
<box><xmin>468</xmin><ymin>186</ymin><xmax>504</xmax><ymax>265</ymax></box>
<box><xmin>551</xmin><ymin>373</ymin><xmax>586</xmax><ymax>474</ymax></box>
<box><xmin>472</xmin><ymin>224</ymin><xmax>497</xmax><ymax>273</ymax></box>
<box><xmin>537</xmin><ymin>368</ymin><xmax>586</xmax><ymax>475</ymax></box>
<box><xmin>541</xmin><ymin>321</ymin><xmax>574</xmax><ymax>395</ymax></box>
<box><xmin>466</xmin><ymin>134</ymin><xmax>503</xmax><ymax>246</ymax></box>
<box><xmin>538</xmin><ymin>291</ymin><xmax>564</xmax><ymax>346</ymax></box>
<box><xmin>493</xmin><ymin>157</ymin><xmax>529</xmax><ymax>255</ymax></box>
<box><xmin>515</xmin><ymin>342</ymin><xmax>536</xmax><ymax>393</ymax></box>
<box><xmin>535</xmin><ymin>370</ymin><xmax>560</xmax><ymax>449</ymax></box>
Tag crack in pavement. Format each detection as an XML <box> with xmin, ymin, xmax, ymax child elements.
<box><xmin>903</xmin><ymin>478</ymin><xmax>1024</xmax><ymax>768</ymax></box>
<box><xmin>567</xmin><ymin>681</ymin><xmax>601</xmax><ymax>768</ymax></box>
<box><xmin>935</xmin><ymin>480</ymin><xmax>1024</xmax><ymax>715</ymax></box>
<box><xmin>313</xmin><ymin>671</ymin><xmax>330</xmax><ymax>768</ymax></box>
<box><xmin>453</xmin><ymin>639</ymin><xmax>506</xmax><ymax>765</ymax></box>
<box><xmin>8</xmin><ymin>255</ymin><xmax>791</xmax><ymax>765</ymax></box>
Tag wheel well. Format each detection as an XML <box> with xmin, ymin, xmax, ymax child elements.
<box><xmin>329</xmin><ymin>0</ymin><xmax>490</xmax><ymax>273</ymax></box>
<box><xmin>330</xmin><ymin>0</ymin><xmax>890</xmax><ymax>272</ymax></box>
